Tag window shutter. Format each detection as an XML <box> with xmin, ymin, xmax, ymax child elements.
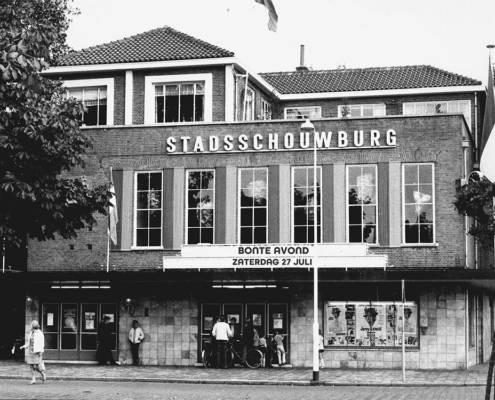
<box><xmin>268</xmin><ymin>165</ymin><xmax>280</xmax><ymax>243</ymax></box>
<box><xmin>322</xmin><ymin>164</ymin><xmax>334</xmax><ymax>243</ymax></box>
<box><xmin>110</xmin><ymin>170</ymin><xmax>123</xmax><ymax>250</ymax></box>
<box><xmin>378</xmin><ymin>162</ymin><xmax>389</xmax><ymax>247</ymax></box>
<box><xmin>163</xmin><ymin>169</ymin><xmax>174</xmax><ymax>249</ymax></box>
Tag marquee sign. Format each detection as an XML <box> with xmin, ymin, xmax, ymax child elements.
<box><xmin>165</xmin><ymin>129</ymin><xmax>397</xmax><ymax>154</ymax></box>
<box><xmin>163</xmin><ymin>243</ymin><xmax>389</xmax><ymax>270</ymax></box>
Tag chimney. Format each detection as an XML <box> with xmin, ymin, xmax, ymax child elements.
<box><xmin>296</xmin><ymin>45</ymin><xmax>309</xmax><ymax>72</ymax></box>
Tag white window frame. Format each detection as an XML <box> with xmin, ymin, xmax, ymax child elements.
<box><xmin>338</xmin><ymin>103</ymin><xmax>386</xmax><ymax>118</ymax></box>
<box><xmin>403</xmin><ymin>100</ymin><xmax>471</xmax><ymax>128</ymax></box>
<box><xmin>62</xmin><ymin>78</ymin><xmax>114</xmax><ymax>126</ymax></box>
<box><xmin>291</xmin><ymin>166</ymin><xmax>322</xmax><ymax>244</ymax></box>
<box><xmin>284</xmin><ymin>106</ymin><xmax>321</xmax><ymax>120</ymax></box>
<box><xmin>185</xmin><ymin>169</ymin><xmax>215</xmax><ymax>245</ymax></box>
<box><xmin>243</xmin><ymin>87</ymin><xmax>255</xmax><ymax>121</ymax></box>
<box><xmin>260</xmin><ymin>98</ymin><xmax>272</xmax><ymax>120</ymax></box>
<box><xmin>401</xmin><ymin>163</ymin><xmax>436</xmax><ymax>245</ymax></box>
<box><xmin>133</xmin><ymin>171</ymin><xmax>164</xmax><ymax>250</ymax></box>
<box><xmin>238</xmin><ymin>168</ymin><xmax>268</xmax><ymax>244</ymax></box>
<box><xmin>144</xmin><ymin>73</ymin><xmax>212</xmax><ymax>124</ymax></box>
<box><xmin>346</xmin><ymin>165</ymin><xmax>378</xmax><ymax>245</ymax></box>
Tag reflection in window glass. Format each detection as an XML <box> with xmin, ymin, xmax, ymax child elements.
<box><xmin>187</xmin><ymin>170</ymin><xmax>215</xmax><ymax>244</ymax></box>
<box><xmin>403</xmin><ymin>100</ymin><xmax>471</xmax><ymax>127</ymax></box>
<box><xmin>292</xmin><ymin>167</ymin><xmax>321</xmax><ymax>243</ymax></box>
<box><xmin>65</xmin><ymin>86</ymin><xmax>107</xmax><ymax>126</ymax></box>
<box><xmin>285</xmin><ymin>106</ymin><xmax>321</xmax><ymax>120</ymax></box>
<box><xmin>155</xmin><ymin>82</ymin><xmax>205</xmax><ymax>123</ymax></box>
<box><xmin>403</xmin><ymin>164</ymin><xmax>434</xmax><ymax>244</ymax></box>
<box><xmin>347</xmin><ymin>165</ymin><xmax>377</xmax><ymax>243</ymax></box>
<box><xmin>239</xmin><ymin>168</ymin><xmax>268</xmax><ymax>244</ymax></box>
<box><xmin>135</xmin><ymin>172</ymin><xmax>163</xmax><ymax>247</ymax></box>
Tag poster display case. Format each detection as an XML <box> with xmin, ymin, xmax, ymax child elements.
<box><xmin>324</xmin><ymin>301</ymin><xmax>418</xmax><ymax>348</ymax></box>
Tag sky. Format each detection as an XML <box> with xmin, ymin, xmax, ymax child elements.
<box><xmin>65</xmin><ymin>0</ymin><xmax>495</xmax><ymax>85</ymax></box>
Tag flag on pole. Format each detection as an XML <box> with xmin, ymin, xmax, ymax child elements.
<box><xmin>480</xmin><ymin>54</ymin><xmax>495</xmax><ymax>183</ymax></box>
<box><xmin>108</xmin><ymin>184</ymin><xmax>118</xmax><ymax>245</ymax></box>
<box><xmin>254</xmin><ymin>0</ymin><xmax>278</xmax><ymax>32</ymax></box>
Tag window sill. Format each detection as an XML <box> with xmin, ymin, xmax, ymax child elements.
<box><xmin>130</xmin><ymin>246</ymin><xmax>164</xmax><ymax>251</ymax></box>
<box><xmin>400</xmin><ymin>243</ymin><xmax>439</xmax><ymax>248</ymax></box>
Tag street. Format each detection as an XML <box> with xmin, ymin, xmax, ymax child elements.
<box><xmin>0</xmin><ymin>380</ymin><xmax>486</xmax><ymax>400</ymax></box>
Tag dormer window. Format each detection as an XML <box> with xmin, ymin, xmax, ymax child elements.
<box><xmin>338</xmin><ymin>104</ymin><xmax>386</xmax><ymax>118</ymax></box>
<box><xmin>285</xmin><ymin>106</ymin><xmax>321</xmax><ymax>120</ymax></box>
<box><xmin>145</xmin><ymin>74</ymin><xmax>212</xmax><ymax>124</ymax></box>
<box><xmin>66</xmin><ymin>87</ymin><xmax>107</xmax><ymax>126</ymax></box>
<box><xmin>155</xmin><ymin>83</ymin><xmax>205</xmax><ymax>123</ymax></box>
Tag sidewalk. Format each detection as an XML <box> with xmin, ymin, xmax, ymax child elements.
<box><xmin>0</xmin><ymin>360</ymin><xmax>490</xmax><ymax>387</ymax></box>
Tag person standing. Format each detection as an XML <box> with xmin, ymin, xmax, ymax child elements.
<box><xmin>98</xmin><ymin>316</ymin><xmax>117</xmax><ymax>365</ymax></box>
<box><xmin>273</xmin><ymin>331</ymin><xmax>286</xmax><ymax>366</ymax></box>
<box><xmin>258</xmin><ymin>333</ymin><xmax>267</xmax><ymax>367</ymax></box>
<box><xmin>211</xmin><ymin>315</ymin><xmax>232</xmax><ymax>368</ymax></box>
<box><xmin>128</xmin><ymin>320</ymin><xmax>145</xmax><ymax>365</ymax></box>
<box><xmin>318</xmin><ymin>329</ymin><xmax>325</xmax><ymax>368</ymax></box>
<box><xmin>20</xmin><ymin>320</ymin><xmax>46</xmax><ymax>384</ymax></box>
<box><xmin>241</xmin><ymin>318</ymin><xmax>254</xmax><ymax>367</ymax></box>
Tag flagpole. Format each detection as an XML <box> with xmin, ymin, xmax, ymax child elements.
<box><xmin>107</xmin><ymin>167</ymin><xmax>112</xmax><ymax>273</ymax></box>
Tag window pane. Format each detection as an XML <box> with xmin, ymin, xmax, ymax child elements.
<box><xmin>420</xmin><ymin>225</ymin><xmax>434</xmax><ymax>243</ymax></box>
<box><xmin>200</xmin><ymin>228</ymin><xmax>213</xmax><ymax>244</ymax></box>
<box><xmin>137</xmin><ymin>174</ymin><xmax>149</xmax><ymax>190</ymax></box>
<box><xmin>136</xmin><ymin>211</ymin><xmax>148</xmax><ymax>228</ymax></box>
<box><xmin>150</xmin><ymin>173</ymin><xmax>162</xmax><ymax>190</ymax></box>
<box><xmin>349</xmin><ymin>226</ymin><xmax>362</xmax><ymax>242</ymax></box>
<box><xmin>241</xmin><ymin>190</ymin><xmax>254</xmax><ymax>207</ymax></box>
<box><xmin>294</xmin><ymin>188</ymin><xmax>307</xmax><ymax>206</ymax></box>
<box><xmin>240</xmin><ymin>208</ymin><xmax>253</xmax><ymax>226</ymax></box>
<box><xmin>241</xmin><ymin>227</ymin><xmax>252</xmax><ymax>244</ymax></box>
<box><xmin>253</xmin><ymin>208</ymin><xmax>266</xmax><ymax>226</ymax></box>
<box><xmin>418</xmin><ymin>165</ymin><xmax>433</xmax><ymax>184</ymax></box>
<box><xmin>136</xmin><ymin>229</ymin><xmax>148</xmax><ymax>246</ymax></box>
<box><xmin>405</xmin><ymin>225</ymin><xmax>419</xmax><ymax>243</ymax></box>
<box><xmin>81</xmin><ymin>334</ymin><xmax>97</xmax><ymax>350</ymax></box>
<box><xmin>294</xmin><ymin>227</ymin><xmax>307</xmax><ymax>243</ymax></box>
<box><xmin>149</xmin><ymin>210</ymin><xmax>161</xmax><ymax>227</ymax></box>
<box><xmin>188</xmin><ymin>228</ymin><xmax>200</xmax><ymax>244</ymax></box>
<box><xmin>188</xmin><ymin>210</ymin><xmax>199</xmax><ymax>227</ymax></box>
<box><xmin>253</xmin><ymin>227</ymin><xmax>266</xmax><ymax>243</ymax></box>
<box><xmin>149</xmin><ymin>229</ymin><xmax>161</xmax><ymax>246</ymax></box>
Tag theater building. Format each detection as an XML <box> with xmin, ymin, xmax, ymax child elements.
<box><xmin>21</xmin><ymin>26</ymin><xmax>495</xmax><ymax>369</ymax></box>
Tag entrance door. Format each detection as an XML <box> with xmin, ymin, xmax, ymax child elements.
<box><xmin>42</xmin><ymin>302</ymin><xmax>117</xmax><ymax>361</ymax></box>
<box><xmin>199</xmin><ymin>301</ymin><xmax>289</xmax><ymax>362</ymax></box>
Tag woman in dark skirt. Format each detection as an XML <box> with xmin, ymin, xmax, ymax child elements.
<box><xmin>20</xmin><ymin>320</ymin><xmax>46</xmax><ymax>384</ymax></box>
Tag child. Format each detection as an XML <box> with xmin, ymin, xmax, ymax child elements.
<box><xmin>318</xmin><ymin>329</ymin><xmax>325</xmax><ymax>368</ymax></box>
<box><xmin>273</xmin><ymin>331</ymin><xmax>286</xmax><ymax>366</ymax></box>
<box><xmin>258</xmin><ymin>333</ymin><xmax>267</xmax><ymax>367</ymax></box>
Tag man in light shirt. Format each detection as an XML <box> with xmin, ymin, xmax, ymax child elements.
<box><xmin>128</xmin><ymin>320</ymin><xmax>145</xmax><ymax>365</ymax></box>
<box><xmin>212</xmin><ymin>315</ymin><xmax>232</xmax><ymax>368</ymax></box>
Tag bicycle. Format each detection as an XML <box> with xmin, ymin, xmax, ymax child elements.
<box><xmin>202</xmin><ymin>339</ymin><xmax>262</xmax><ymax>368</ymax></box>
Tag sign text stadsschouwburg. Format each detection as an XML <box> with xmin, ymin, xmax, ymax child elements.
<box><xmin>166</xmin><ymin>129</ymin><xmax>397</xmax><ymax>154</ymax></box>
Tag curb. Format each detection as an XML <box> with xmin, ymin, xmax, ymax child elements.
<box><xmin>0</xmin><ymin>375</ymin><xmax>486</xmax><ymax>387</ymax></box>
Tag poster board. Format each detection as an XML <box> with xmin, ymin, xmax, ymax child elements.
<box><xmin>325</xmin><ymin>301</ymin><xmax>418</xmax><ymax>348</ymax></box>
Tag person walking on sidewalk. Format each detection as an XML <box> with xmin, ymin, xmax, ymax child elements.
<box><xmin>98</xmin><ymin>316</ymin><xmax>117</xmax><ymax>365</ymax></box>
<box><xmin>20</xmin><ymin>320</ymin><xmax>46</xmax><ymax>384</ymax></box>
<box><xmin>273</xmin><ymin>331</ymin><xmax>286</xmax><ymax>366</ymax></box>
<box><xmin>128</xmin><ymin>320</ymin><xmax>145</xmax><ymax>365</ymax></box>
<box><xmin>212</xmin><ymin>315</ymin><xmax>232</xmax><ymax>368</ymax></box>
<box><xmin>258</xmin><ymin>333</ymin><xmax>267</xmax><ymax>367</ymax></box>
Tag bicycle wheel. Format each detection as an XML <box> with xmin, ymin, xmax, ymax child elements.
<box><xmin>202</xmin><ymin>350</ymin><xmax>212</xmax><ymax>368</ymax></box>
<box><xmin>224</xmin><ymin>350</ymin><xmax>234</xmax><ymax>368</ymax></box>
<box><xmin>245</xmin><ymin>349</ymin><xmax>262</xmax><ymax>368</ymax></box>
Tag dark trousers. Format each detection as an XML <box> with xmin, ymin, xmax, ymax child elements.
<box><xmin>98</xmin><ymin>344</ymin><xmax>117</xmax><ymax>365</ymax></box>
<box><xmin>216</xmin><ymin>340</ymin><xmax>228</xmax><ymax>368</ymax></box>
<box><xmin>131</xmin><ymin>342</ymin><xmax>141</xmax><ymax>365</ymax></box>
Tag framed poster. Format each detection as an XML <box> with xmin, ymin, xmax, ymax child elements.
<box><xmin>252</xmin><ymin>314</ymin><xmax>262</xmax><ymax>326</ymax></box>
<box><xmin>324</xmin><ymin>301</ymin><xmax>418</xmax><ymax>348</ymax></box>
<box><xmin>47</xmin><ymin>313</ymin><xmax>54</xmax><ymax>326</ymax></box>
<box><xmin>103</xmin><ymin>313</ymin><xmax>114</xmax><ymax>323</ymax></box>
<box><xmin>272</xmin><ymin>313</ymin><xmax>283</xmax><ymax>329</ymax></box>
<box><xmin>204</xmin><ymin>316</ymin><xmax>213</xmax><ymax>331</ymax></box>
<box><xmin>85</xmin><ymin>312</ymin><xmax>95</xmax><ymax>330</ymax></box>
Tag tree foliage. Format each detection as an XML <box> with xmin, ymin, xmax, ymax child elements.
<box><xmin>0</xmin><ymin>0</ymin><xmax>112</xmax><ymax>250</ymax></box>
<box><xmin>453</xmin><ymin>178</ymin><xmax>494</xmax><ymax>249</ymax></box>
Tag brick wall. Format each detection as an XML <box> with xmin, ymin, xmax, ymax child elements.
<box><xmin>27</xmin><ymin>114</ymin><xmax>470</xmax><ymax>272</ymax></box>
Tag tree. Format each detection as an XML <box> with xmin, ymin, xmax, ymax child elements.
<box><xmin>453</xmin><ymin>176</ymin><xmax>494</xmax><ymax>249</ymax></box>
<box><xmin>0</xmin><ymin>0</ymin><xmax>112</xmax><ymax>251</ymax></box>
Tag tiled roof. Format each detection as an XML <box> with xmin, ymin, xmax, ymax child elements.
<box><xmin>58</xmin><ymin>26</ymin><xmax>234</xmax><ymax>66</ymax></box>
<box><xmin>260</xmin><ymin>66</ymin><xmax>481</xmax><ymax>94</ymax></box>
